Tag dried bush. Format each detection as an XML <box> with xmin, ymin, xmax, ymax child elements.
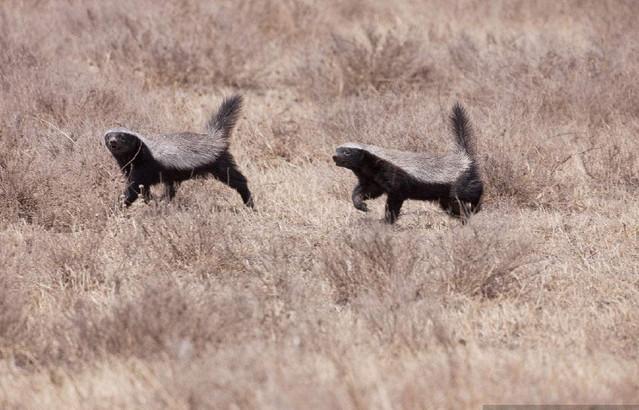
<box><xmin>68</xmin><ymin>279</ymin><xmax>253</xmax><ymax>360</ymax></box>
<box><xmin>0</xmin><ymin>132</ymin><xmax>41</xmax><ymax>224</ymax></box>
<box><xmin>436</xmin><ymin>226</ymin><xmax>540</xmax><ymax>300</ymax></box>
<box><xmin>305</xmin><ymin>25</ymin><xmax>433</xmax><ymax>97</ymax></box>
<box><xmin>0</xmin><ymin>273</ymin><xmax>27</xmax><ymax>357</ymax></box>
<box><xmin>480</xmin><ymin>150</ymin><xmax>551</xmax><ymax>207</ymax></box>
<box><xmin>323</xmin><ymin>229</ymin><xmax>421</xmax><ymax>304</ymax></box>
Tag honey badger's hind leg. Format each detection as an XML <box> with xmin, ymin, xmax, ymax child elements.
<box><xmin>163</xmin><ymin>181</ymin><xmax>181</xmax><ymax>201</ymax></box>
<box><xmin>210</xmin><ymin>151</ymin><xmax>254</xmax><ymax>208</ymax></box>
<box><xmin>352</xmin><ymin>178</ymin><xmax>384</xmax><ymax>212</ymax></box>
<box><xmin>444</xmin><ymin>175</ymin><xmax>483</xmax><ymax>222</ymax></box>
<box><xmin>141</xmin><ymin>185</ymin><xmax>152</xmax><ymax>203</ymax></box>
<box><xmin>123</xmin><ymin>184</ymin><xmax>139</xmax><ymax>206</ymax></box>
<box><xmin>123</xmin><ymin>182</ymin><xmax>150</xmax><ymax>206</ymax></box>
<box><xmin>444</xmin><ymin>198</ymin><xmax>475</xmax><ymax>224</ymax></box>
<box><xmin>384</xmin><ymin>194</ymin><xmax>405</xmax><ymax>224</ymax></box>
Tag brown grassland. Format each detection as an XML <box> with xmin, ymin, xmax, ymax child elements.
<box><xmin>1</xmin><ymin>0</ymin><xmax>639</xmax><ymax>408</ymax></box>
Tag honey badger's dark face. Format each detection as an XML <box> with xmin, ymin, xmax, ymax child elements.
<box><xmin>333</xmin><ymin>146</ymin><xmax>365</xmax><ymax>170</ymax></box>
<box><xmin>104</xmin><ymin>131</ymin><xmax>140</xmax><ymax>156</ymax></box>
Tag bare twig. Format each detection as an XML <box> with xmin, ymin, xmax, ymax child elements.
<box><xmin>29</xmin><ymin>115</ymin><xmax>75</xmax><ymax>144</ymax></box>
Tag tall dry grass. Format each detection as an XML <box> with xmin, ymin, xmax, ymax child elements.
<box><xmin>1</xmin><ymin>0</ymin><xmax>639</xmax><ymax>408</ymax></box>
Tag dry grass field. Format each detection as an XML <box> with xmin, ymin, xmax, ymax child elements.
<box><xmin>1</xmin><ymin>0</ymin><xmax>639</xmax><ymax>408</ymax></box>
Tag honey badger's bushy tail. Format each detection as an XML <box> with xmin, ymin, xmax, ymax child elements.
<box><xmin>448</xmin><ymin>103</ymin><xmax>483</xmax><ymax>218</ymax></box>
<box><xmin>450</xmin><ymin>103</ymin><xmax>476</xmax><ymax>159</ymax></box>
<box><xmin>206</xmin><ymin>95</ymin><xmax>243</xmax><ymax>141</ymax></box>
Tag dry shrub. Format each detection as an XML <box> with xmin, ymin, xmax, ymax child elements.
<box><xmin>43</xmin><ymin>232</ymin><xmax>105</xmax><ymax>292</ymax></box>
<box><xmin>305</xmin><ymin>25</ymin><xmax>433</xmax><ymax>97</ymax></box>
<box><xmin>0</xmin><ymin>118</ymin><xmax>118</xmax><ymax>230</ymax></box>
<box><xmin>0</xmin><ymin>131</ymin><xmax>42</xmax><ymax>224</ymax></box>
<box><xmin>436</xmin><ymin>226</ymin><xmax>539</xmax><ymax>300</ymax></box>
<box><xmin>0</xmin><ymin>40</ymin><xmax>134</xmax><ymax>229</ymax></box>
<box><xmin>67</xmin><ymin>279</ymin><xmax>255</xmax><ymax>361</ymax></box>
<box><xmin>601</xmin><ymin>145</ymin><xmax>639</xmax><ymax>191</ymax></box>
<box><xmin>444</xmin><ymin>14</ymin><xmax>639</xmax><ymax>204</ymax></box>
<box><xmin>124</xmin><ymin>211</ymin><xmax>246</xmax><ymax>278</ymax></box>
<box><xmin>238</xmin><ymin>111</ymin><xmax>319</xmax><ymax>166</ymax></box>
<box><xmin>581</xmin><ymin>135</ymin><xmax>639</xmax><ymax>193</ymax></box>
<box><xmin>0</xmin><ymin>273</ymin><xmax>27</xmax><ymax>358</ymax></box>
<box><xmin>321</xmin><ymin>92</ymin><xmax>450</xmax><ymax>155</ymax></box>
<box><xmin>480</xmin><ymin>150</ymin><xmax>552</xmax><ymax>207</ymax></box>
<box><xmin>323</xmin><ymin>228</ymin><xmax>421</xmax><ymax>304</ymax></box>
<box><xmin>65</xmin><ymin>0</ymin><xmax>315</xmax><ymax>90</ymax></box>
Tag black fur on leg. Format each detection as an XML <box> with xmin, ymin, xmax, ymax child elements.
<box><xmin>352</xmin><ymin>178</ymin><xmax>384</xmax><ymax>212</ymax></box>
<box><xmin>123</xmin><ymin>183</ymin><xmax>140</xmax><ymax>207</ymax></box>
<box><xmin>444</xmin><ymin>198</ymin><xmax>472</xmax><ymax>224</ymax></box>
<box><xmin>141</xmin><ymin>184</ymin><xmax>152</xmax><ymax>203</ymax></box>
<box><xmin>384</xmin><ymin>195</ymin><xmax>405</xmax><ymax>224</ymax></box>
<box><xmin>209</xmin><ymin>151</ymin><xmax>254</xmax><ymax>208</ymax></box>
<box><xmin>164</xmin><ymin>182</ymin><xmax>179</xmax><ymax>201</ymax></box>
<box><xmin>444</xmin><ymin>166</ymin><xmax>483</xmax><ymax>221</ymax></box>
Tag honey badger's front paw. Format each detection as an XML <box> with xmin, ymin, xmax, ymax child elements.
<box><xmin>353</xmin><ymin>201</ymin><xmax>368</xmax><ymax>212</ymax></box>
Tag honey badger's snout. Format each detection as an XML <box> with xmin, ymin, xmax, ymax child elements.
<box><xmin>332</xmin><ymin>148</ymin><xmax>351</xmax><ymax>167</ymax></box>
<box><xmin>104</xmin><ymin>135</ymin><xmax>117</xmax><ymax>149</ymax></box>
<box><xmin>105</xmin><ymin>136</ymin><xmax>123</xmax><ymax>154</ymax></box>
<box><xmin>332</xmin><ymin>153</ymin><xmax>347</xmax><ymax>167</ymax></box>
<box><xmin>105</xmin><ymin>133</ymin><xmax>134</xmax><ymax>154</ymax></box>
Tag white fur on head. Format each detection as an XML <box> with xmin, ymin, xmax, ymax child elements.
<box><xmin>337</xmin><ymin>142</ymin><xmax>471</xmax><ymax>184</ymax></box>
<box><xmin>338</xmin><ymin>142</ymin><xmax>365</xmax><ymax>150</ymax></box>
<box><xmin>103</xmin><ymin>127</ymin><xmax>144</xmax><ymax>141</ymax></box>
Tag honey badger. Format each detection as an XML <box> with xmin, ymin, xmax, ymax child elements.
<box><xmin>104</xmin><ymin>95</ymin><xmax>253</xmax><ymax>207</ymax></box>
<box><xmin>333</xmin><ymin>103</ymin><xmax>482</xmax><ymax>223</ymax></box>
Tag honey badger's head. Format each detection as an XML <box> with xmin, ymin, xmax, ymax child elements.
<box><xmin>104</xmin><ymin>129</ymin><xmax>141</xmax><ymax>157</ymax></box>
<box><xmin>333</xmin><ymin>144</ymin><xmax>366</xmax><ymax>170</ymax></box>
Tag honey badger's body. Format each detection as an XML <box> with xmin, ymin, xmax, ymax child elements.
<box><xmin>104</xmin><ymin>95</ymin><xmax>253</xmax><ymax>207</ymax></box>
<box><xmin>333</xmin><ymin>103</ymin><xmax>482</xmax><ymax>223</ymax></box>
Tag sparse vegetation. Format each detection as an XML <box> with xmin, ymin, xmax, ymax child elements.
<box><xmin>1</xmin><ymin>0</ymin><xmax>638</xmax><ymax>408</ymax></box>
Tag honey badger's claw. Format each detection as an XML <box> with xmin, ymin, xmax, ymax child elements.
<box><xmin>354</xmin><ymin>202</ymin><xmax>368</xmax><ymax>212</ymax></box>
